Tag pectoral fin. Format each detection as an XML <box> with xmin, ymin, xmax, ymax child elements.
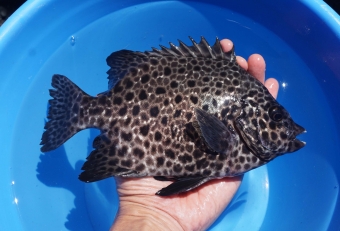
<box><xmin>194</xmin><ymin>108</ymin><xmax>233</xmax><ymax>154</ymax></box>
<box><xmin>154</xmin><ymin>176</ymin><xmax>176</xmax><ymax>182</ymax></box>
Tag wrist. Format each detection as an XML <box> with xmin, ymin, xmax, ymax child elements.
<box><xmin>111</xmin><ymin>201</ymin><xmax>184</xmax><ymax>231</ymax></box>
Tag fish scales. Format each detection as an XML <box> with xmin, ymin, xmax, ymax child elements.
<box><xmin>40</xmin><ymin>37</ymin><xmax>305</xmax><ymax>196</ymax></box>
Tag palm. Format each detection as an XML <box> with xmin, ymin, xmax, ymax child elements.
<box><xmin>116</xmin><ymin>176</ymin><xmax>241</xmax><ymax>230</ymax></box>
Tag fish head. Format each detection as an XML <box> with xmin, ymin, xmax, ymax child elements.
<box><xmin>236</xmin><ymin>101</ymin><xmax>306</xmax><ymax>161</ymax></box>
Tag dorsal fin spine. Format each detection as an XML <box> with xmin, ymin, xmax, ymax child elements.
<box><xmin>200</xmin><ymin>36</ymin><xmax>215</xmax><ymax>58</ymax></box>
<box><xmin>178</xmin><ymin>39</ymin><xmax>196</xmax><ymax>57</ymax></box>
<box><xmin>189</xmin><ymin>36</ymin><xmax>203</xmax><ymax>57</ymax></box>
<box><xmin>169</xmin><ymin>42</ymin><xmax>184</xmax><ymax>56</ymax></box>
<box><xmin>144</xmin><ymin>36</ymin><xmax>236</xmax><ymax>60</ymax></box>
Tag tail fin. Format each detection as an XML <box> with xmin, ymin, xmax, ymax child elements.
<box><xmin>40</xmin><ymin>74</ymin><xmax>91</xmax><ymax>152</ymax></box>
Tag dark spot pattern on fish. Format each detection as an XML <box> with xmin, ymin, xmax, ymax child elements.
<box><xmin>40</xmin><ymin>36</ymin><xmax>305</xmax><ymax>196</ymax></box>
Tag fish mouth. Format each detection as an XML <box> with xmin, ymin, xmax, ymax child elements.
<box><xmin>235</xmin><ymin>118</ymin><xmax>306</xmax><ymax>157</ymax></box>
<box><xmin>288</xmin><ymin>122</ymin><xmax>306</xmax><ymax>152</ymax></box>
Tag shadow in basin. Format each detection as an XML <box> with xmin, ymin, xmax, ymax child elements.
<box><xmin>209</xmin><ymin>183</ymin><xmax>247</xmax><ymax>230</ymax></box>
<box><xmin>36</xmin><ymin>126</ymin><xmax>102</xmax><ymax>231</ymax></box>
<box><xmin>224</xmin><ymin>191</ymin><xmax>248</xmax><ymax>214</ymax></box>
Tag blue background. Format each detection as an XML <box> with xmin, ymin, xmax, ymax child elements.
<box><xmin>0</xmin><ymin>0</ymin><xmax>339</xmax><ymax>230</ymax></box>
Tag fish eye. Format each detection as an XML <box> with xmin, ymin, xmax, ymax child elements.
<box><xmin>269</xmin><ymin>106</ymin><xmax>283</xmax><ymax>122</ymax></box>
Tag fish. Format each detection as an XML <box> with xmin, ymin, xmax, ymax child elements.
<box><xmin>40</xmin><ymin>36</ymin><xmax>306</xmax><ymax>196</ymax></box>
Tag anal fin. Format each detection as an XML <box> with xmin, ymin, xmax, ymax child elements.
<box><xmin>79</xmin><ymin>132</ymin><xmax>138</xmax><ymax>182</ymax></box>
<box><xmin>156</xmin><ymin>177</ymin><xmax>210</xmax><ymax>196</ymax></box>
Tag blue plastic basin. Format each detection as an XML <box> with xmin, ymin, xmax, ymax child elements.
<box><xmin>0</xmin><ymin>0</ymin><xmax>339</xmax><ymax>230</ymax></box>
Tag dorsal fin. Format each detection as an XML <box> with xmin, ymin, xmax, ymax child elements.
<box><xmin>106</xmin><ymin>36</ymin><xmax>236</xmax><ymax>90</ymax></box>
<box><xmin>106</xmin><ymin>50</ymin><xmax>147</xmax><ymax>89</ymax></box>
<box><xmin>145</xmin><ymin>36</ymin><xmax>236</xmax><ymax>61</ymax></box>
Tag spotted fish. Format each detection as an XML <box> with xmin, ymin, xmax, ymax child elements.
<box><xmin>40</xmin><ymin>37</ymin><xmax>306</xmax><ymax>196</ymax></box>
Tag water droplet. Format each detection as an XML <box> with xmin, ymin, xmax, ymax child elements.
<box><xmin>70</xmin><ymin>36</ymin><xmax>76</xmax><ymax>46</ymax></box>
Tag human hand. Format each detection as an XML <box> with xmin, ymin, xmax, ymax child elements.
<box><xmin>110</xmin><ymin>39</ymin><xmax>279</xmax><ymax>231</ymax></box>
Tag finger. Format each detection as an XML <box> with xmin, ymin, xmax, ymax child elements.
<box><xmin>220</xmin><ymin>40</ymin><xmax>274</xmax><ymax>98</ymax></box>
<box><xmin>220</xmin><ymin>39</ymin><xmax>233</xmax><ymax>53</ymax></box>
<box><xmin>236</xmin><ymin>56</ymin><xmax>248</xmax><ymax>70</ymax></box>
<box><xmin>264</xmin><ymin>78</ymin><xmax>279</xmax><ymax>99</ymax></box>
<box><xmin>247</xmin><ymin>54</ymin><xmax>266</xmax><ymax>84</ymax></box>
<box><xmin>220</xmin><ymin>39</ymin><xmax>248</xmax><ymax>70</ymax></box>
